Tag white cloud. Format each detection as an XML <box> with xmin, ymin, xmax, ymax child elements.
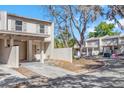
<box><xmin>87</xmin><ymin>27</ymin><xmax>95</xmax><ymax>33</ymax></box>
<box><xmin>114</xmin><ymin>18</ymin><xmax>124</xmax><ymax>28</ymax></box>
<box><xmin>106</xmin><ymin>20</ymin><xmax>115</xmax><ymax>24</ymax></box>
<box><xmin>118</xmin><ymin>18</ymin><xmax>124</xmax><ymax>26</ymax></box>
<box><xmin>115</xmin><ymin>23</ymin><xmax>118</xmax><ymax>28</ymax></box>
<box><xmin>106</xmin><ymin>19</ymin><xmax>124</xmax><ymax>29</ymax></box>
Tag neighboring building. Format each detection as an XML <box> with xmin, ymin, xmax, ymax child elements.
<box><xmin>0</xmin><ymin>11</ymin><xmax>54</xmax><ymax>67</ymax></box>
<box><xmin>85</xmin><ymin>35</ymin><xmax>124</xmax><ymax>56</ymax></box>
<box><xmin>85</xmin><ymin>37</ymin><xmax>100</xmax><ymax>56</ymax></box>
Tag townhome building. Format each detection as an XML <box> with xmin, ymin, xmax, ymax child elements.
<box><xmin>0</xmin><ymin>11</ymin><xmax>54</xmax><ymax>68</ymax></box>
<box><xmin>85</xmin><ymin>35</ymin><xmax>124</xmax><ymax>56</ymax></box>
<box><xmin>85</xmin><ymin>37</ymin><xmax>100</xmax><ymax>56</ymax></box>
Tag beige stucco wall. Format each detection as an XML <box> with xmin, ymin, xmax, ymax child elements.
<box><xmin>0</xmin><ymin>39</ymin><xmax>19</xmax><ymax>67</ymax></box>
<box><xmin>26</xmin><ymin>22</ymin><xmax>38</xmax><ymax>33</ymax></box>
<box><xmin>0</xmin><ymin>40</ymin><xmax>3</xmax><ymax>63</ymax></box>
<box><xmin>7</xmin><ymin>46</ymin><xmax>19</xmax><ymax>68</ymax></box>
<box><xmin>0</xmin><ymin>39</ymin><xmax>11</xmax><ymax>63</ymax></box>
<box><xmin>0</xmin><ymin>11</ymin><xmax>7</xmax><ymax>30</ymax></box>
<box><xmin>44</xmin><ymin>42</ymin><xmax>52</xmax><ymax>59</ymax></box>
<box><xmin>50</xmin><ymin>48</ymin><xmax>72</xmax><ymax>63</ymax></box>
<box><xmin>7</xmin><ymin>16</ymin><xmax>51</xmax><ymax>35</ymax></box>
<box><xmin>44</xmin><ymin>25</ymin><xmax>52</xmax><ymax>42</ymax></box>
<box><xmin>7</xmin><ymin>16</ymin><xmax>38</xmax><ymax>33</ymax></box>
<box><xmin>44</xmin><ymin>23</ymin><xmax>73</xmax><ymax>63</ymax></box>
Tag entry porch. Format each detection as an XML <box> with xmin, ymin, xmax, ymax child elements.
<box><xmin>0</xmin><ymin>30</ymin><xmax>49</xmax><ymax>68</ymax></box>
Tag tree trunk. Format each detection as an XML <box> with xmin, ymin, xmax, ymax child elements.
<box><xmin>80</xmin><ymin>44</ymin><xmax>83</xmax><ymax>57</ymax></box>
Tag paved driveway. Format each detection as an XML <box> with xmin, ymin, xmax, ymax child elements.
<box><xmin>21</xmin><ymin>62</ymin><xmax>76</xmax><ymax>79</ymax></box>
<box><xmin>31</xmin><ymin>59</ymin><xmax>124</xmax><ymax>88</ymax></box>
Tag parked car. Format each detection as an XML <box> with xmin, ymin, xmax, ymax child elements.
<box><xmin>103</xmin><ymin>53</ymin><xmax>111</xmax><ymax>57</ymax></box>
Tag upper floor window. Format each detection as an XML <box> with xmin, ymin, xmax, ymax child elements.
<box><xmin>40</xmin><ymin>25</ymin><xmax>44</xmax><ymax>33</ymax></box>
<box><xmin>15</xmin><ymin>20</ymin><xmax>22</xmax><ymax>31</ymax></box>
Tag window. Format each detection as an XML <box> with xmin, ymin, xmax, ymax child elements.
<box><xmin>15</xmin><ymin>20</ymin><xmax>22</xmax><ymax>31</ymax></box>
<box><xmin>40</xmin><ymin>24</ymin><xmax>44</xmax><ymax>33</ymax></box>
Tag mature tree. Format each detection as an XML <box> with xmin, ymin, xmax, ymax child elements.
<box><xmin>54</xmin><ymin>30</ymin><xmax>76</xmax><ymax>48</ymax></box>
<box><xmin>48</xmin><ymin>5</ymin><xmax>102</xmax><ymax>54</ymax></box>
<box><xmin>88</xmin><ymin>22</ymin><xmax>121</xmax><ymax>38</ymax></box>
<box><xmin>106</xmin><ymin>5</ymin><xmax>124</xmax><ymax>29</ymax></box>
<box><xmin>54</xmin><ymin>38</ymin><xmax>60</xmax><ymax>48</ymax></box>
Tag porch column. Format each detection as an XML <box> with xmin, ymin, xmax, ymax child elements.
<box><xmin>103</xmin><ymin>47</ymin><xmax>104</xmax><ymax>56</ymax></box>
<box><xmin>112</xmin><ymin>46</ymin><xmax>114</xmax><ymax>53</ymax></box>
<box><xmin>4</xmin><ymin>38</ymin><xmax>7</xmax><ymax>47</ymax></box>
<box><xmin>86</xmin><ymin>47</ymin><xmax>89</xmax><ymax>56</ymax></box>
<box><xmin>92</xmin><ymin>47</ymin><xmax>94</xmax><ymax>56</ymax></box>
<box><xmin>40</xmin><ymin>41</ymin><xmax>44</xmax><ymax>64</ymax></box>
<box><xmin>10</xmin><ymin>38</ymin><xmax>14</xmax><ymax>46</ymax></box>
<box><xmin>27</xmin><ymin>40</ymin><xmax>32</xmax><ymax>61</ymax></box>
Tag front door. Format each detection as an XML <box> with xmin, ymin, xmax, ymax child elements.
<box><xmin>19</xmin><ymin>41</ymin><xmax>27</xmax><ymax>61</ymax></box>
<box><xmin>32</xmin><ymin>44</ymin><xmax>41</xmax><ymax>61</ymax></box>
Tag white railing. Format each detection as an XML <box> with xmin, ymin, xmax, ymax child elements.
<box><xmin>87</xmin><ymin>43</ymin><xmax>99</xmax><ymax>47</ymax></box>
<box><xmin>86</xmin><ymin>41</ymin><xmax>99</xmax><ymax>47</ymax></box>
<box><xmin>102</xmin><ymin>40</ymin><xmax>117</xmax><ymax>46</ymax></box>
<box><xmin>119</xmin><ymin>40</ymin><xmax>124</xmax><ymax>44</ymax></box>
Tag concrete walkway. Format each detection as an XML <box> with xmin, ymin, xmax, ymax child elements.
<box><xmin>0</xmin><ymin>65</ymin><xmax>25</xmax><ymax>79</ymax></box>
<box><xmin>21</xmin><ymin>62</ymin><xmax>76</xmax><ymax>78</ymax></box>
<box><xmin>0</xmin><ymin>64</ymin><xmax>26</xmax><ymax>87</ymax></box>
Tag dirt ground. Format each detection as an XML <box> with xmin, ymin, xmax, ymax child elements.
<box><xmin>14</xmin><ymin>67</ymin><xmax>48</xmax><ymax>79</ymax></box>
<box><xmin>46</xmin><ymin>58</ymin><xmax>104</xmax><ymax>73</ymax></box>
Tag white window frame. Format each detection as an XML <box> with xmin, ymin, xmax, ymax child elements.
<box><xmin>39</xmin><ymin>24</ymin><xmax>44</xmax><ymax>33</ymax></box>
<box><xmin>15</xmin><ymin>20</ymin><xmax>22</xmax><ymax>31</ymax></box>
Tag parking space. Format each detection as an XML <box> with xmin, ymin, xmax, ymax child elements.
<box><xmin>21</xmin><ymin>62</ymin><xmax>76</xmax><ymax>79</ymax></box>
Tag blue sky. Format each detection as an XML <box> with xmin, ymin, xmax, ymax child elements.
<box><xmin>0</xmin><ymin>5</ymin><xmax>123</xmax><ymax>40</ymax></box>
<box><xmin>0</xmin><ymin>5</ymin><xmax>52</xmax><ymax>21</ymax></box>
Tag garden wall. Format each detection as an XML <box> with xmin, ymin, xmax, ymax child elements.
<box><xmin>51</xmin><ymin>48</ymin><xmax>72</xmax><ymax>63</ymax></box>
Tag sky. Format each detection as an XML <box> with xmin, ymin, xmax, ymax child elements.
<box><xmin>0</xmin><ymin>5</ymin><xmax>123</xmax><ymax>40</ymax></box>
<box><xmin>0</xmin><ymin>5</ymin><xmax>52</xmax><ymax>21</ymax></box>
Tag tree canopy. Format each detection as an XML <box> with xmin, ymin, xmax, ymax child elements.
<box><xmin>48</xmin><ymin>5</ymin><xmax>102</xmax><ymax>53</ymax></box>
<box><xmin>88</xmin><ymin>22</ymin><xmax>121</xmax><ymax>38</ymax></box>
<box><xmin>45</xmin><ymin>5</ymin><xmax>124</xmax><ymax>54</ymax></box>
<box><xmin>54</xmin><ymin>30</ymin><xmax>76</xmax><ymax>48</ymax></box>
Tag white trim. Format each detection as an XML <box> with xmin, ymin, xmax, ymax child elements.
<box><xmin>0</xmin><ymin>30</ymin><xmax>49</xmax><ymax>38</ymax></box>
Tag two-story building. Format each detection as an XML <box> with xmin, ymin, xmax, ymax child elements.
<box><xmin>0</xmin><ymin>11</ymin><xmax>54</xmax><ymax>67</ymax></box>
<box><xmin>85</xmin><ymin>37</ymin><xmax>100</xmax><ymax>56</ymax></box>
<box><xmin>85</xmin><ymin>35</ymin><xmax>124</xmax><ymax>56</ymax></box>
